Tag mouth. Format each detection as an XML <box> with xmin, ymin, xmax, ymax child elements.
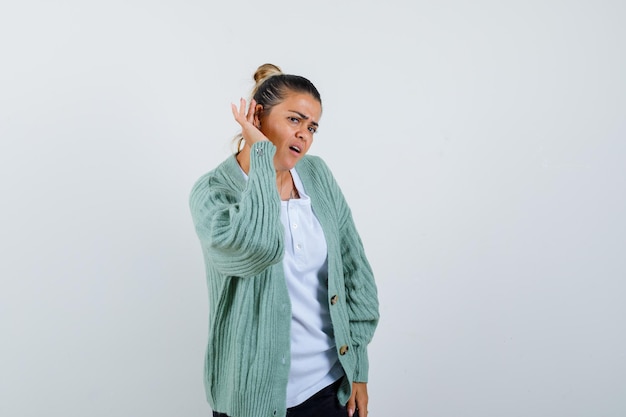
<box><xmin>289</xmin><ymin>145</ymin><xmax>302</xmax><ymax>154</ymax></box>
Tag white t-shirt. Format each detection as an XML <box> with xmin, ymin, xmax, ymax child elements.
<box><xmin>281</xmin><ymin>169</ymin><xmax>344</xmax><ymax>407</ymax></box>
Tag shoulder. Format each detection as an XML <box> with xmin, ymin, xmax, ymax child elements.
<box><xmin>190</xmin><ymin>162</ymin><xmax>221</xmax><ymax>195</ymax></box>
<box><xmin>189</xmin><ymin>155</ymin><xmax>242</xmax><ymax>205</ymax></box>
<box><xmin>297</xmin><ymin>154</ymin><xmax>346</xmax><ymax>201</ymax></box>
<box><xmin>297</xmin><ymin>154</ymin><xmax>334</xmax><ymax>179</ymax></box>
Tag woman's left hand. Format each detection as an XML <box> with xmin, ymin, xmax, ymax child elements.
<box><xmin>347</xmin><ymin>382</ymin><xmax>368</xmax><ymax>417</ymax></box>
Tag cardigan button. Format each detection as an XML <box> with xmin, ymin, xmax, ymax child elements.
<box><xmin>256</xmin><ymin>147</ymin><xmax>263</xmax><ymax>156</ymax></box>
<box><xmin>330</xmin><ymin>295</ymin><xmax>338</xmax><ymax>305</ymax></box>
<box><xmin>339</xmin><ymin>345</ymin><xmax>349</xmax><ymax>355</ymax></box>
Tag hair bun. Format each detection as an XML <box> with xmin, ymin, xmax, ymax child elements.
<box><xmin>253</xmin><ymin>63</ymin><xmax>283</xmax><ymax>84</ymax></box>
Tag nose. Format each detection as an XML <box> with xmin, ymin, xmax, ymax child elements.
<box><xmin>296</xmin><ymin>128</ymin><xmax>311</xmax><ymax>141</ymax></box>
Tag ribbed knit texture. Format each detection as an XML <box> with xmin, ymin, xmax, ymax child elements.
<box><xmin>189</xmin><ymin>141</ymin><xmax>379</xmax><ymax>417</ymax></box>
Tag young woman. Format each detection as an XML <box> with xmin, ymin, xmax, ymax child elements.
<box><xmin>189</xmin><ymin>64</ymin><xmax>379</xmax><ymax>417</ymax></box>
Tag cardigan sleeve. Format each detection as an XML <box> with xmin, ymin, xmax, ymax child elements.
<box><xmin>338</xmin><ymin>200</ymin><xmax>379</xmax><ymax>382</ymax></box>
<box><xmin>317</xmin><ymin>159</ymin><xmax>380</xmax><ymax>383</ymax></box>
<box><xmin>189</xmin><ymin>141</ymin><xmax>284</xmax><ymax>277</ymax></box>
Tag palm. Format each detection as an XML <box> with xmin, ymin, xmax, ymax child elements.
<box><xmin>231</xmin><ymin>98</ymin><xmax>269</xmax><ymax>145</ymax></box>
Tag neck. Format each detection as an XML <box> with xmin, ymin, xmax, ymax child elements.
<box><xmin>235</xmin><ymin>146</ymin><xmax>251</xmax><ymax>174</ymax></box>
<box><xmin>236</xmin><ymin>146</ymin><xmax>297</xmax><ymax>200</ymax></box>
<box><xmin>276</xmin><ymin>169</ymin><xmax>291</xmax><ymax>182</ymax></box>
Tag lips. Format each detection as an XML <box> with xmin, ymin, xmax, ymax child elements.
<box><xmin>289</xmin><ymin>145</ymin><xmax>301</xmax><ymax>154</ymax></box>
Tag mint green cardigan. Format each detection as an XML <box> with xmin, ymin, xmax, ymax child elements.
<box><xmin>189</xmin><ymin>141</ymin><xmax>379</xmax><ymax>417</ymax></box>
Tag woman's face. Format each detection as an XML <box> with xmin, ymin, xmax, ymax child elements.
<box><xmin>257</xmin><ymin>92</ymin><xmax>322</xmax><ymax>171</ymax></box>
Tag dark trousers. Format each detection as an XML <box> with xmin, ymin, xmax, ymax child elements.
<box><xmin>212</xmin><ymin>379</ymin><xmax>358</xmax><ymax>417</ymax></box>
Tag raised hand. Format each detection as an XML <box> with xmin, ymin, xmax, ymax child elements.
<box><xmin>231</xmin><ymin>98</ymin><xmax>269</xmax><ymax>146</ymax></box>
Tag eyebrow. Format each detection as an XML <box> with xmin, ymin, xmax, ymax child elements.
<box><xmin>289</xmin><ymin>110</ymin><xmax>319</xmax><ymax>127</ymax></box>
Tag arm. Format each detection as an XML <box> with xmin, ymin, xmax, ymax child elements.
<box><xmin>338</xmin><ymin>203</ymin><xmax>380</xmax><ymax>382</ymax></box>
<box><xmin>189</xmin><ymin>141</ymin><xmax>284</xmax><ymax>277</ymax></box>
<box><xmin>190</xmin><ymin>99</ymin><xmax>284</xmax><ymax>277</ymax></box>
<box><xmin>318</xmin><ymin>159</ymin><xmax>380</xmax><ymax>380</ymax></box>
<box><xmin>329</xmin><ymin>169</ymin><xmax>378</xmax><ymax>417</ymax></box>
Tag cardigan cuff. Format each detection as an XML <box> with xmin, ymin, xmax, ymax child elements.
<box><xmin>249</xmin><ymin>141</ymin><xmax>276</xmax><ymax>175</ymax></box>
<box><xmin>351</xmin><ymin>345</ymin><xmax>369</xmax><ymax>382</ymax></box>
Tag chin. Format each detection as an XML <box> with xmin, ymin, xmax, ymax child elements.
<box><xmin>283</xmin><ymin>157</ymin><xmax>301</xmax><ymax>169</ymax></box>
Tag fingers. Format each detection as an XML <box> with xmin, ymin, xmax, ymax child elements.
<box><xmin>246</xmin><ymin>99</ymin><xmax>257</xmax><ymax>124</ymax></box>
<box><xmin>350</xmin><ymin>383</ymin><xmax>368</xmax><ymax>417</ymax></box>
<box><xmin>347</xmin><ymin>395</ymin><xmax>356</xmax><ymax>417</ymax></box>
<box><xmin>231</xmin><ymin>98</ymin><xmax>246</xmax><ymax>122</ymax></box>
<box><xmin>356</xmin><ymin>395</ymin><xmax>368</xmax><ymax>417</ymax></box>
<box><xmin>230</xmin><ymin>98</ymin><xmax>269</xmax><ymax>146</ymax></box>
<box><xmin>231</xmin><ymin>102</ymin><xmax>238</xmax><ymax>120</ymax></box>
<box><xmin>231</xmin><ymin>98</ymin><xmax>259</xmax><ymax>126</ymax></box>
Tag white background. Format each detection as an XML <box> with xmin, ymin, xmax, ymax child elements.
<box><xmin>1</xmin><ymin>1</ymin><xmax>625</xmax><ymax>416</ymax></box>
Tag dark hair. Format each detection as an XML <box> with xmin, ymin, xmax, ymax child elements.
<box><xmin>252</xmin><ymin>63</ymin><xmax>322</xmax><ymax>115</ymax></box>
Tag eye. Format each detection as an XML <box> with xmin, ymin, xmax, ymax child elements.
<box><xmin>308</xmin><ymin>126</ymin><xmax>317</xmax><ymax>134</ymax></box>
<box><xmin>289</xmin><ymin>117</ymin><xmax>299</xmax><ymax>123</ymax></box>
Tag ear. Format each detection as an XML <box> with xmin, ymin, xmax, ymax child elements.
<box><xmin>253</xmin><ymin>104</ymin><xmax>264</xmax><ymax>128</ymax></box>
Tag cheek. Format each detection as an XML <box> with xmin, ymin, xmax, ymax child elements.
<box><xmin>261</xmin><ymin>126</ymin><xmax>281</xmax><ymax>144</ymax></box>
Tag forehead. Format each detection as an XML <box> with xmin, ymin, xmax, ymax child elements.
<box><xmin>276</xmin><ymin>92</ymin><xmax>322</xmax><ymax>122</ymax></box>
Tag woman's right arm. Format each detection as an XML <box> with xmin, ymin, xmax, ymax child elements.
<box><xmin>189</xmin><ymin>141</ymin><xmax>284</xmax><ymax>278</ymax></box>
